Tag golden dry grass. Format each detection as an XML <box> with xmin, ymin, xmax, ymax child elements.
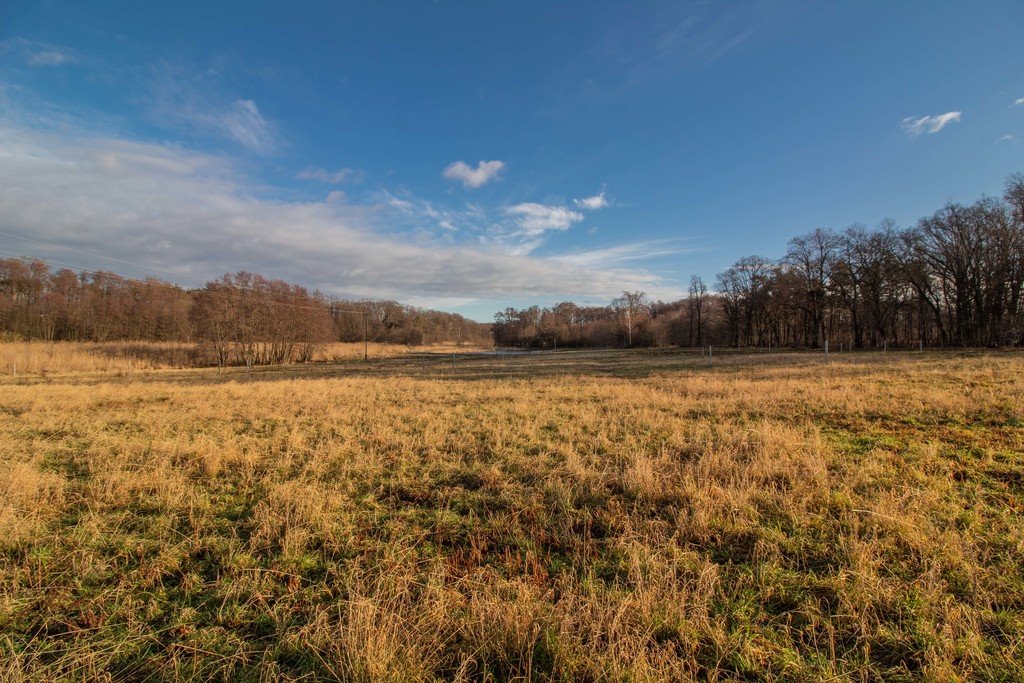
<box><xmin>0</xmin><ymin>341</ymin><xmax>196</xmax><ymax>375</ymax></box>
<box><xmin>0</xmin><ymin>341</ymin><xmax>490</xmax><ymax>376</ymax></box>
<box><xmin>0</xmin><ymin>350</ymin><xmax>1022</xmax><ymax>681</ymax></box>
<box><xmin>317</xmin><ymin>341</ymin><xmax>491</xmax><ymax>361</ymax></box>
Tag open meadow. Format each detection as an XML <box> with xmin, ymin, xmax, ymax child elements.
<box><xmin>1</xmin><ymin>346</ymin><xmax>1023</xmax><ymax>681</ymax></box>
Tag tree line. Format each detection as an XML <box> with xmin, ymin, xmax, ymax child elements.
<box><xmin>4</xmin><ymin>173</ymin><xmax>1021</xmax><ymax>355</ymax></box>
<box><xmin>0</xmin><ymin>263</ymin><xmax>491</xmax><ymax>364</ymax></box>
<box><xmin>494</xmin><ymin>173</ymin><xmax>1024</xmax><ymax>349</ymax></box>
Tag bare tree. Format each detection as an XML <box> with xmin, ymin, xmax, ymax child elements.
<box><xmin>612</xmin><ymin>291</ymin><xmax>647</xmax><ymax>347</ymax></box>
<box><xmin>784</xmin><ymin>228</ymin><xmax>842</xmax><ymax>347</ymax></box>
<box><xmin>687</xmin><ymin>275</ymin><xmax>707</xmax><ymax>347</ymax></box>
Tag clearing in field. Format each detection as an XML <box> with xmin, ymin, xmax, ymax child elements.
<box><xmin>1</xmin><ymin>348</ymin><xmax>1022</xmax><ymax>681</ymax></box>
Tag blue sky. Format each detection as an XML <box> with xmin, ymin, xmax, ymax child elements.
<box><xmin>1</xmin><ymin>1</ymin><xmax>1022</xmax><ymax>320</ymax></box>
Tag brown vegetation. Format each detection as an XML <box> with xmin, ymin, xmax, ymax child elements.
<box><xmin>494</xmin><ymin>173</ymin><xmax>1024</xmax><ymax>350</ymax></box>
<box><xmin>0</xmin><ymin>341</ymin><xmax>490</xmax><ymax>376</ymax></box>
<box><xmin>1</xmin><ymin>348</ymin><xmax>1022</xmax><ymax>680</ymax></box>
<box><xmin>0</xmin><ymin>264</ymin><xmax>492</xmax><ymax>361</ymax></box>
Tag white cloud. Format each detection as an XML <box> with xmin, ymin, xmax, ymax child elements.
<box><xmin>146</xmin><ymin>65</ymin><xmax>280</xmax><ymax>153</ymax></box>
<box><xmin>503</xmin><ymin>203</ymin><xmax>584</xmax><ymax>237</ymax></box>
<box><xmin>219</xmin><ymin>99</ymin><xmax>275</xmax><ymax>153</ymax></box>
<box><xmin>375</xmin><ymin>191</ymin><xmax>577</xmax><ymax>255</ymax></box>
<box><xmin>1015</xmin><ymin>97</ymin><xmax>1024</xmax><ymax>106</ymax></box>
<box><xmin>442</xmin><ymin>160</ymin><xmax>505</xmax><ymax>188</ymax></box>
<box><xmin>901</xmin><ymin>111</ymin><xmax>962</xmax><ymax>138</ymax></box>
<box><xmin>298</xmin><ymin>166</ymin><xmax>361</xmax><ymax>184</ymax></box>
<box><xmin>553</xmin><ymin>239</ymin><xmax>695</xmax><ymax>268</ymax></box>
<box><xmin>574</xmin><ymin>191</ymin><xmax>609</xmax><ymax>210</ymax></box>
<box><xmin>590</xmin><ymin>4</ymin><xmax>764</xmax><ymax>97</ymax></box>
<box><xmin>376</xmin><ymin>189</ymin><xmax>496</xmax><ymax>242</ymax></box>
<box><xmin>0</xmin><ymin>119</ymin><xmax>678</xmax><ymax>306</ymax></box>
<box><xmin>0</xmin><ymin>38</ymin><xmax>77</xmax><ymax>68</ymax></box>
<box><xmin>378</xmin><ymin>189</ymin><xmax>442</xmax><ymax>221</ymax></box>
<box><xmin>27</xmin><ymin>50</ymin><xmax>73</xmax><ymax>67</ymax></box>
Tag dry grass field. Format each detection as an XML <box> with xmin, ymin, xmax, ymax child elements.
<box><xmin>1</xmin><ymin>347</ymin><xmax>1022</xmax><ymax>681</ymax></box>
<box><xmin>0</xmin><ymin>341</ymin><xmax>490</xmax><ymax>376</ymax></box>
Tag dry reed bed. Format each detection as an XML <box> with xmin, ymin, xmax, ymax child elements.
<box><xmin>0</xmin><ymin>353</ymin><xmax>1022</xmax><ymax>680</ymax></box>
<box><xmin>0</xmin><ymin>341</ymin><xmax>196</xmax><ymax>375</ymax></box>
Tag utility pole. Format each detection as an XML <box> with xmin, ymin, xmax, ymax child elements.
<box><xmin>363</xmin><ymin>312</ymin><xmax>368</xmax><ymax>362</ymax></box>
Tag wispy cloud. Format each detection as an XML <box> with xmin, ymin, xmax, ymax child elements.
<box><xmin>573</xmin><ymin>191</ymin><xmax>610</xmax><ymax>211</ymax></box>
<box><xmin>997</xmin><ymin>134</ymin><xmax>1016</xmax><ymax>144</ymax></box>
<box><xmin>376</xmin><ymin>189</ymin><xmax>584</xmax><ymax>255</ymax></box>
<box><xmin>443</xmin><ymin>160</ymin><xmax>505</xmax><ymax>188</ymax></box>
<box><xmin>377</xmin><ymin>189</ymin><xmax>450</xmax><ymax>224</ymax></box>
<box><xmin>146</xmin><ymin>63</ymin><xmax>281</xmax><ymax>153</ymax></box>
<box><xmin>297</xmin><ymin>166</ymin><xmax>362</xmax><ymax>184</ymax></box>
<box><xmin>27</xmin><ymin>50</ymin><xmax>73</xmax><ymax>67</ymax></box>
<box><xmin>503</xmin><ymin>203</ymin><xmax>584</xmax><ymax>237</ymax></box>
<box><xmin>0</xmin><ymin>38</ymin><xmax>78</xmax><ymax>68</ymax></box>
<box><xmin>901</xmin><ymin>111</ymin><xmax>962</xmax><ymax>138</ymax></box>
<box><xmin>703</xmin><ymin>27</ymin><xmax>756</xmax><ymax>64</ymax></box>
<box><xmin>1015</xmin><ymin>97</ymin><xmax>1024</xmax><ymax>106</ymax></box>
<box><xmin>377</xmin><ymin>189</ymin><xmax>497</xmax><ymax>240</ymax></box>
<box><xmin>553</xmin><ymin>239</ymin><xmax>695</xmax><ymax>268</ymax></box>
<box><xmin>219</xmin><ymin>99</ymin><xmax>274</xmax><ymax>152</ymax></box>
<box><xmin>585</xmin><ymin>3</ymin><xmax>764</xmax><ymax>96</ymax></box>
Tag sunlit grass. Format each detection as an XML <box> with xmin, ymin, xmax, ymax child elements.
<box><xmin>0</xmin><ymin>340</ymin><xmax>491</xmax><ymax>376</ymax></box>
<box><xmin>0</xmin><ymin>350</ymin><xmax>1021</xmax><ymax>680</ymax></box>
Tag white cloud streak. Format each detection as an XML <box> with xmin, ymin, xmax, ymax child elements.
<box><xmin>297</xmin><ymin>166</ymin><xmax>362</xmax><ymax>184</ymax></box>
<box><xmin>573</xmin><ymin>191</ymin><xmax>610</xmax><ymax>210</ymax></box>
<box><xmin>442</xmin><ymin>160</ymin><xmax>505</xmax><ymax>188</ymax></box>
<box><xmin>1015</xmin><ymin>97</ymin><xmax>1024</xmax><ymax>106</ymax></box>
<box><xmin>553</xmin><ymin>239</ymin><xmax>695</xmax><ymax>268</ymax></box>
<box><xmin>0</xmin><ymin>38</ymin><xmax>77</xmax><ymax>68</ymax></box>
<box><xmin>503</xmin><ymin>203</ymin><xmax>584</xmax><ymax>237</ymax></box>
<box><xmin>27</xmin><ymin>50</ymin><xmax>73</xmax><ymax>67</ymax></box>
<box><xmin>901</xmin><ymin>111</ymin><xmax>962</xmax><ymax>138</ymax></box>
<box><xmin>219</xmin><ymin>99</ymin><xmax>274</xmax><ymax>152</ymax></box>
<box><xmin>146</xmin><ymin>65</ymin><xmax>280</xmax><ymax>153</ymax></box>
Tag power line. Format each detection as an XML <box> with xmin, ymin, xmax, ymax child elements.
<box><xmin>0</xmin><ymin>229</ymin><xmax>184</xmax><ymax>279</ymax></box>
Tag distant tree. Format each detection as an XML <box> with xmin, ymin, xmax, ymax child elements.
<box><xmin>838</xmin><ymin>220</ymin><xmax>904</xmax><ymax>348</ymax></box>
<box><xmin>190</xmin><ymin>272</ymin><xmax>333</xmax><ymax>366</ymax></box>
<box><xmin>784</xmin><ymin>228</ymin><xmax>842</xmax><ymax>347</ymax></box>
<box><xmin>687</xmin><ymin>275</ymin><xmax>707</xmax><ymax>347</ymax></box>
<box><xmin>612</xmin><ymin>291</ymin><xmax>647</xmax><ymax>347</ymax></box>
